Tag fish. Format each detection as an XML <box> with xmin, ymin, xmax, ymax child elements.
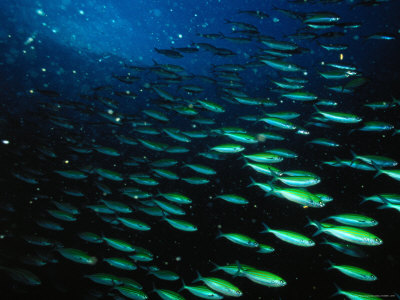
<box><xmin>216</xmin><ymin>230</ymin><xmax>259</xmax><ymax>247</ymax></box>
<box><xmin>307</xmin><ymin>219</ymin><xmax>383</xmax><ymax>246</ymax></box>
<box><xmin>193</xmin><ymin>272</ymin><xmax>243</xmax><ymax>297</ymax></box>
<box><xmin>260</xmin><ymin>223</ymin><xmax>315</xmax><ymax>247</ymax></box>
<box><xmin>326</xmin><ymin>260</ymin><xmax>377</xmax><ymax>281</ymax></box>
<box><xmin>179</xmin><ymin>279</ymin><xmax>224</xmax><ymax>299</ymax></box>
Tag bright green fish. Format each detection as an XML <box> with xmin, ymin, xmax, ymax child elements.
<box><xmin>308</xmin><ymin>219</ymin><xmax>383</xmax><ymax>246</ymax></box>
<box><xmin>215</xmin><ymin>194</ymin><xmax>248</xmax><ymax>205</ymax></box>
<box><xmin>217</xmin><ymin>230</ymin><xmax>259</xmax><ymax>247</ymax></box>
<box><xmin>163</xmin><ymin>217</ymin><xmax>198</xmax><ymax>232</ymax></box>
<box><xmin>332</xmin><ymin>284</ymin><xmax>381</xmax><ymax>300</ymax></box>
<box><xmin>179</xmin><ymin>280</ymin><xmax>223</xmax><ymax>299</ymax></box>
<box><xmin>322</xmin><ymin>214</ymin><xmax>378</xmax><ymax>227</ymax></box>
<box><xmin>193</xmin><ymin>272</ymin><xmax>242</xmax><ymax>297</ymax></box>
<box><xmin>261</xmin><ymin>223</ymin><xmax>315</xmax><ymax>247</ymax></box>
<box><xmin>326</xmin><ymin>260</ymin><xmax>377</xmax><ymax>281</ymax></box>
<box><xmin>56</xmin><ymin>248</ymin><xmax>97</xmax><ymax>265</ymax></box>
<box><xmin>211</xmin><ymin>144</ymin><xmax>245</xmax><ymax>153</ymax></box>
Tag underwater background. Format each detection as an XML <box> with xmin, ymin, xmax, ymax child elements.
<box><xmin>1</xmin><ymin>0</ymin><xmax>400</xmax><ymax>299</ymax></box>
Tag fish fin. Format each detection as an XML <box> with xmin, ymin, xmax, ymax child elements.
<box><xmin>320</xmin><ymin>237</ymin><xmax>330</xmax><ymax>245</ymax></box>
<box><xmin>210</xmin><ymin>261</ymin><xmax>220</xmax><ymax>272</ymax></box>
<box><xmin>150</xmin><ymin>282</ymin><xmax>157</xmax><ymax>294</ymax></box>
<box><xmin>178</xmin><ymin>279</ymin><xmax>186</xmax><ymax>292</ymax></box>
<box><xmin>313</xmin><ymin>104</ymin><xmax>321</xmax><ymax>114</ymax></box>
<box><xmin>371</xmin><ymin>161</ymin><xmax>383</xmax><ymax>178</ymax></box>
<box><xmin>311</xmin><ymin>219</ymin><xmax>323</xmax><ymax>237</ymax></box>
<box><xmin>348</xmin><ymin>129</ymin><xmax>356</xmax><ymax>135</ymax></box>
<box><xmin>260</xmin><ymin>222</ymin><xmax>270</xmax><ymax>234</ymax></box>
<box><xmin>377</xmin><ymin>195</ymin><xmax>390</xmax><ymax>205</ymax></box>
<box><xmin>325</xmin><ymin>259</ymin><xmax>334</xmax><ymax>270</ymax></box>
<box><xmin>304</xmin><ymin>216</ymin><xmax>313</xmax><ymax>227</ymax></box>
<box><xmin>241</xmin><ymin>158</ymin><xmax>250</xmax><ymax>168</ymax></box>
<box><xmin>234</xmin><ymin>260</ymin><xmax>242</xmax><ymax>277</ymax></box>
<box><xmin>333</xmin><ymin>156</ymin><xmax>343</xmax><ymax>166</ymax></box>
<box><xmin>359</xmin><ymin>195</ymin><xmax>369</xmax><ymax>205</ymax></box>
<box><xmin>349</xmin><ymin>149</ymin><xmax>357</xmax><ymax>166</ymax></box>
<box><xmin>247</xmin><ymin>176</ymin><xmax>256</xmax><ymax>187</ymax></box>
<box><xmin>192</xmin><ymin>271</ymin><xmax>202</xmax><ymax>283</ymax></box>
<box><xmin>330</xmin><ymin>283</ymin><xmax>342</xmax><ymax>298</ymax></box>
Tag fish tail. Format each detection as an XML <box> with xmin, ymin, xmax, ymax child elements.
<box><xmin>210</xmin><ymin>261</ymin><xmax>220</xmax><ymax>272</ymax></box>
<box><xmin>359</xmin><ymin>195</ymin><xmax>369</xmax><ymax>205</ymax></box>
<box><xmin>247</xmin><ymin>176</ymin><xmax>256</xmax><ymax>187</ymax></box>
<box><xmin>330</xmin><ymin>283</ymin><xmax>342</xmax><ymax>298</ymax></box>
<box><xmin>233</xmin><ymin>260</ymin><xmax>242</xmax><ymax>278</ymax></box>
<box><xmin>313</xmin><ymin>104</ymin><xmax>321</xmax><ymax>114</ymax></box>
<box><xmin>216</xmin><ymin>229</ymin><xmax>224</xmax><ymax>239</ymax></box>
<box><xmin>391</xmin><ymin>96</ymin><xmax>400</xmax><ymax>106</ymax></box>
<box><xmin>260</xmin><ymin>222</ymin><xmax>270</xmax><ymax>234</ymax></box>
<box><xmin>320</xmin><ymin>237</ymin><xmax>329</xmax><ymax>245</ymax></box>
<box><xmin>325</xmin><ymin>259</ymin><xmax>334</xmax><ymax>270</ymax></box>
<box><xmin>305</xmin><ymin>216</ymin><xmax>321</xmax><ymax>232</ymax></box>
<box><xmin>332</xmin><ymin>156</ymin><xmax>343</xmax><ymax>167</ymax></box>
<box><xmin>178</xmin><ymin>279</ymin><xmax>186</xmax><ymax>292</ymax></box>
<box><xmin>150</xmin><ymin>282</ymin><xmax>157</xmax><ymax>293</ymax></box>
<box><xmin>270</xmin><ymin>170</ymin><xmax>279</xmax><ymax>182</ymax></box>
<box><xmin>377</xmin><ymin>195</ymin><xmax>390</xmax><ymax>204</ymax></box>
<box><xmin>349</xmin><ymin>149</ymin><xmax>357</xmax><ymax>166</ymax></box>
<box><xmin>311</xmin><ymin>219</ymin><xmax>323</xmax><ymax>237</ymax></box>
<box><xmin>377</xmin><ymin>195</ymin><xmax>390</xmax><ymax>210</ymax></box>
<box><xmin>371</xmin><ymin>162</ymin><xmax>382</xmax><ymax>178</ymax></box>
<box><xmin>192</xmin><ymin>271</ymin><xmax>202</xmax><ymax>283</ymax></box>
<box><xmin>241</xmin><ymin>158</ymin><xmax>250</xmax><ymax>168</ymax></box>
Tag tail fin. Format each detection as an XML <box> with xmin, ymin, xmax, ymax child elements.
<box><xmin>241</xmin><ymin>158</ymin><xmax>250</xmax><ymax>168</ymax></box>
<box><xmin>210</xmin><ymin>261</ymin><xmax>220</xmax><ymax>272</ymax></box>
<box><xmin>313</xmin><ymin>104</ymin><xmax>321</xmax><ymax>114</ymax></box>
<box><xmin>348</xmin><ymin>128</ymin><xmax>356</xmax><ymax>135</ymax></box>
<box><xmin>359</xmin><ymin>195</ymin><xmax>370</xmax><ymax>205</ymax></box>
<box><xmin>305</xmin><ymin>217</ymin><xmax>323</xmax><ymax>236</ymax></box>
<box><xmin>216</xmin><ymin>229</ymin><xmax>224</xmax><ymax>239</ymax></box>
<box><xmin>311</xmin><ymin>219</ymin><xmax>324</xmax><ymax>237</ymax></box>
<box><xmin>192</xmin><ymin>271</ymin><xmax>202</xmax><ymax>283</ymax></box>
<box><xmin>349</xmin><ymin>149</ymin><xmax>358</xmax><ymax>166</ymax></box>
<box><xmin>320</xmin><ymin>237</ymin><xmax>330</xmax><ymax>245</ymax></box>
<box><xmin>233</xmin><ymin>260</ymin><xmax>243</xmax><ymax>278</ymax></box>
<box><xmin>330</xmin><ymin>283</ymin><xmax>343</xmax><ymax>298</ymax></box>
<box><xmin>178</xmin><ymin>279</ymin><xmax>187</xmax><ymax>292</ymax></box>
<box><xmin>377</xmin><ymin>195</ymin><xmax>391</xmax><ymax>210</ymax></box>
<box><xmin>260</xmin><ymin>222</ymin><xmax>271</xmax><ymax>234</ymax></box>
<box><xmin>371</xmin><ymin>162</ymin><xmax>383</xmax><ymax>178</ymax></box>
<box><xmin>247</xmin><ymin>176</ymin><xmax>256</xmax><ymax>188</ymax></box>
<box><xmin>325</xmin><ymin>259</ymin><xmax>334</xmax><ymax>271</ymax></box>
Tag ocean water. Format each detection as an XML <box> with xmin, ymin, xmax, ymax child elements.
<box><xmin>0</xmin><ymin>0</ymin><xmax>399</xmax><ymax>299</ymax></box>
